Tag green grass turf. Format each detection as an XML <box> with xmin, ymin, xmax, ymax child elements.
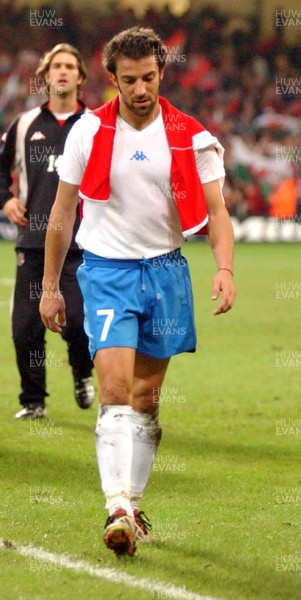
<box><xmin>0</xmin><ymin>240</ymin><xmax>300</xmax><ymax>600</ymax></box>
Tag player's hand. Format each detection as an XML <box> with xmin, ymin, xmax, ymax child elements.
<box><xmin>3</xmin><ymin>197</ymin><xmax>29</xmax><ymax>226</ymax></box>
<box><xmin>39</xmin><ymin>288</ymin><xmax>66</xmax><ymax>333</ymax></box>
<box><xmin>211</xmin><ymin>271</ymin><xmax>236</xmax><ymax>315</ymax></box>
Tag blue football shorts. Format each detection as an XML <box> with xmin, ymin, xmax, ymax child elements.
<box><xmin>76</xmin><ymin>248</ymin><xmax>197</xmax><ymax>360</ymax></box>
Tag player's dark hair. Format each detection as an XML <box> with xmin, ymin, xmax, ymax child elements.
<box><xmin>102</xmin><ymin>27</ymin><xmax>167</xmax><ymax>74</ymax></box>
<box><xmin>36</xmin><ymin>43</ymin><xmax>87</xmax><ymax>95</ymax></box>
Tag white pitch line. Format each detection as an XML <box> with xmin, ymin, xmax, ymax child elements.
<box><xmin>0</xmin><ymin>277</ymin><xmax>14</xmax><ymax>286</ymax></box>
<box><xmin>0</xmin><ymin>539</ymin><xmax>224</xmax><ymax>600</ymax></box>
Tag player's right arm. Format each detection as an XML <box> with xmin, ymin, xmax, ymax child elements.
<box><xmin>40</xmin><ymin>112</ymin><xmax>92</xmax><ymax>333</ymax></box>
<box><xmin>39</xmin><ymin>180</ymin><xmax>79</xmax><ymax>333</ymax></box>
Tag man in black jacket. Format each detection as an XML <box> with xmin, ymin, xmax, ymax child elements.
<box><xmin>0</xmin><ymin>43</ymin><xmax>94</xmax><ymax>418</ymax></box>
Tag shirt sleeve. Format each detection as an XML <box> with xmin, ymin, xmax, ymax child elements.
<box><xmin>195</xmin><ymin>146</ymin><xmax>225</xmax><ymax>188</ymax></box>
<box><xmin>192</xmin><ymin>130</ymin><xmax>225</xmax><ymax>190</ymax></box>
<box><xmin>59</xmin><ymin>113</ymin><xmax>100</xmax><ymax>185</ymax></box>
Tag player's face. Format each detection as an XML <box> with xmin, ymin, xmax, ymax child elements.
<box><xmin>46</xmin><ymin>52</ymin><xmax>82</xmax><ymax>97</ymax></box>
<box><xmin>110</xmin><ymin>55</ymin><xmax>163</xmax><ymax>125</ymax></box>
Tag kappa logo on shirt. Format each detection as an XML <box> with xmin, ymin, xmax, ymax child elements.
<box><xmin>130</xmin><ymin>150</ymin><xmax>149</xmax><ymax>161</ymax></box>
<box><xmin>30</xmin><ymin>131</ymin><xmax>46</xmax><ymax>141</ymax></box>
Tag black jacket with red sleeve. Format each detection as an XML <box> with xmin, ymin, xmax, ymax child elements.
<box><xmin>0</xmin><ymin>101</ymin><xmax>87</xmax><ymax>250</ymax></box>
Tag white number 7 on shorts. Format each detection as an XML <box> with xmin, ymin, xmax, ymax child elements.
<box><xmin>96</xmin><ymin>309</ymin><xmax>115</xmax><ymax>342</ymax></box>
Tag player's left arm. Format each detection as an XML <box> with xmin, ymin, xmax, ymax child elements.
<box><xmin>203</xmin><ymin>179</ymin><xmax>236</xmax><ymax>315</ymax></box>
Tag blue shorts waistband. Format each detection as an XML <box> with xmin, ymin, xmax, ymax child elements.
<box><xmin>82</xmin><ymin>249</ymin><xmax>182</xmax><ymax>268</ymax></box>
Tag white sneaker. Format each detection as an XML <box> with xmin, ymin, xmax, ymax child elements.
<box><xmin>134</xmin><ymin>509</ymin><xmax>153</xmax><ymax>542</ymax></box>
<box><xmin>74</xmin><ymin>376</ymin><xmax>95</xmax><ymax>409</ymax></box>
<box><xmin>103</xmin><ymin>509</ymin><xmax>136</xmax><ymax>556</ymax></box>
<box><xmin>14</xmin><ymin>405</ymin><xmax>47</xmax><ymax>419</ymax></box>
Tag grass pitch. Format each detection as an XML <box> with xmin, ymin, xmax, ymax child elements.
<box><xmin>0</xmin><ymin>240</ymin><xmax>300</xmax><ymax>600</ymax></box>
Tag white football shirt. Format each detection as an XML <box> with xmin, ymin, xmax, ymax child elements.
<box><xmin>59</xmin><ymin>109</ymin><xmax>225</xmax><ymax>259</ymax></box>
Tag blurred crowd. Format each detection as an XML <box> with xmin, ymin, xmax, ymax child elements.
<box><xmin>0</xmin><ymin>3</ymin><xmax>300</xmax><ymax>218</ymax></box>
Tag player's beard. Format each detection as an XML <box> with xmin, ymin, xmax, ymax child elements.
<box><xmin>116</xmin><ymin>77</ymin><xmax>160</xmax><ymax>120</ymax></box>
<box><xmin>47</xmin><ymin>84</ymin><xmax>68</xmax><ymax>97</ymax></box>
<box><xmin>53</xmin><ymin>84</ymin><xmax>71</xmax><ymax>97</ymax></box>
<box><xmin>122</xmin><ymin>95</ymin><xmax>158</xmax><ymax>119</ymax></box>
<box><xmin>55</xmin><ymin>89</ymin><xmax>68</xmax><ymax>97</ymax></box>
<box><xmin>47</xmin><ymin>79</ymin><xmax>73</xmax><ymax>97</ymax></box>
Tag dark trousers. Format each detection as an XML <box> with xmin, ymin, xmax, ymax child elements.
<box><xmin>12</xmin><ymin>249</ymin><xmax>93</xmax><ymax>407</ymax></box>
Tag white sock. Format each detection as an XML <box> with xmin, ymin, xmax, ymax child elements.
<box><xmin>130</xmin><ymin>409</ymin><xmax>162</xmax><ymax>511</ymax></box>
<box><xmin>95</xmin><ymin>404</ymin><xmax>133</xmax><ymax>516</ymax></box>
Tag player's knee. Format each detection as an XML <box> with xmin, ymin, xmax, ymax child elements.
<box><xmin>132</xmin><ymin>390</ymin><xmax>159</xmax><ymax>413</ymax></box>
<box><xmin>99</xmin><ymin>378</ymin><xmax>132</xmax><ymax>406</ymax></box>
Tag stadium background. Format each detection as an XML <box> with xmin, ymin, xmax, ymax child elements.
<box><xmin>0</xmin><ymin>0</ymin><xmax>300</xmax><ymax>241</ymax></box>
